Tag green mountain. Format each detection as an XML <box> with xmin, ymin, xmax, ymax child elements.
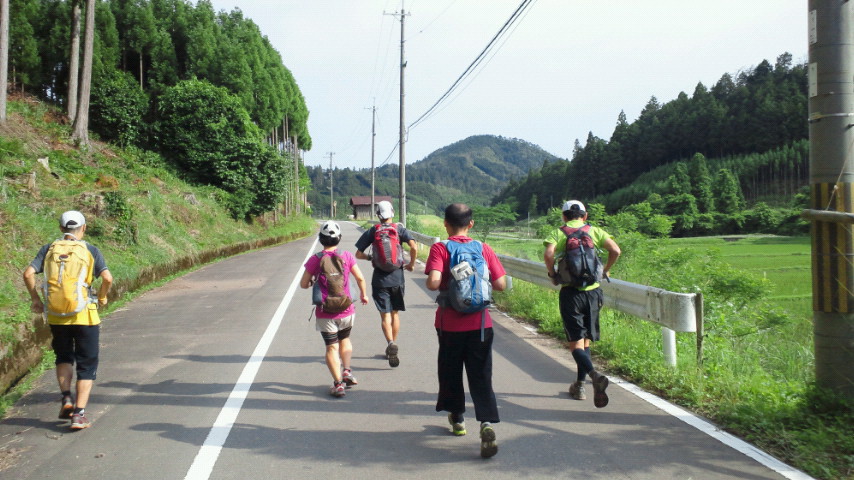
<box><xmin>307</xmin><ymin>135</ymin><xmax>562</xmax><ymax>216</ymax></box>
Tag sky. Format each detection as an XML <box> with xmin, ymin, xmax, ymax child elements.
<box><xmin>208</xmin><ymin>0</ymin><xmax>808</xmax><ymax>171</ymax></box>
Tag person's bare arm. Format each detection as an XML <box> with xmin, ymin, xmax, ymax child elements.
<box><xmin>22</xmin><ymin>266</ymin><xmax>44</xmax><ymax>314</ymax></box>
<box><xmin>405</xmin><ymin>239</ymin><xmax>417</xmax><ymax>271</ymax></box>
<box><xmin>96</xmin><ymin>270</ymin><xmax>114</xmax><ymax>307</ymax></box>
<box><xmin>351</xmin><ymin>264</ymin><xmax>370</xmax><ymax>305</ymax></box>
<box><xmin>299</xmin><ymin>269</ymin><xmax>314</xmax><ymax>289</ymax></box>
<box><xmin>602</xmin><ymin>238</ymin><xmax>621</xmax><ymax>278</ymax></box>
<box><xmin>426</xmin><ymin>269</ymin><xmax>442</xmax><ymax>291</ymax></box>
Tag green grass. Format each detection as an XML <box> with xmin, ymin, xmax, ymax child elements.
<box><xmin>489</xmin><ymin>232</ymin><xmax>852</xmax><ymax>480</ymax></box>
<box><xmin>1</xmin><ymin>97</ymin><xmax>315</xmax><ymax>393</ymax></box>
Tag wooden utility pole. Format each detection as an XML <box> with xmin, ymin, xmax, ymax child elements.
<box><xmin>386</xmin><ymin>3</ymin><xmax>409</xmax><ymax>226</ymax></box>
<box><xmin>803</xmin><ymin>0</ymin><xmax>854</xmax><ymax>401</ymax></box>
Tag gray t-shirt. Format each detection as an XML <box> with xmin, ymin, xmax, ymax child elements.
<box><xmin>355</xmin><ymin>223</ymin><xmax>414</xmax><ymax>288</ymax></box>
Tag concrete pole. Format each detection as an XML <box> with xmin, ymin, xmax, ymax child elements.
<box><xmin>328</xmin><ymin>152</ymin><xmax>335</xmax><ymax>219</ymax></box>
<box><xmin>371</xmin><ymin>104</ymin><xmax>376</xmax><ymax>221</ymax></box>
<box><xmin>398</xmin><ymin>4</ymin><xmax>408</xmax><ymax>226</ymax></box>
<box><xmin>807</xmin><ymin>0</ymin><xmax>854</xmax><ymax>400</ymax></box>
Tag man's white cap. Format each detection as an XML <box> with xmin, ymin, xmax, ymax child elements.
<box><xmin>59</xmin><ymin>210</ymin><xmax>86</xmax><ymax>228</ymax></box>
<box><xmin>319</xmin><ymin>220</ymin><xmax>341</xmax><ymax>238</ymax></box>
<box><xmin>561</xmin><ymin>200</ymin><xmax>586</xmax><ymax>213</ymax></box>
<box><xmin>376</xmin><ymin>200</ymin><xmax>394</xmax><ymax>220</ymax></box>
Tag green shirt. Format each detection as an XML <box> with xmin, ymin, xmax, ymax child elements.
<box><xmin>543</xmin><ymin>219</ymin><xmax>612</xmax><ymax>290</ymax></box>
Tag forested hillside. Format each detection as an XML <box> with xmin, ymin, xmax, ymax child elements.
<box><xmin>7</xmin><ymin>0</ymin><xmax>310</xmax><ymax>219</ymax></box>
<box><xmin>307</xmin><ymin>135</ymin><xmax>560</xmax><ymax>216</ymax></box>
<box><xmin>495</xmin><ymin>53</ymin><xmax>808</xmax><ymax>236</ymax></box>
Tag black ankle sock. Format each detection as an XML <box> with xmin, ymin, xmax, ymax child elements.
<box><xmin>73</xmin><ymin>407</ymin><xmax>84</xmax><ymax>415</ymax></box>
<box><xmin>61</xmin><ymin>391</ymin><xmax>72</xmax><ymax>398</ymax></box>
<box><xmin>451</xmin><ymin>413</ymin><xmax>464</xmax><ymax>423</ymax></box>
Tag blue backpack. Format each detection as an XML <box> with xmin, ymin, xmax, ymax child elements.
<box><xmin>437</xmin><ymin>240</ymin><xmax>492</xmax><ymax>314</ymax></box>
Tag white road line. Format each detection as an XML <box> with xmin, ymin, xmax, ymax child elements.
<box><xmin>184</xmin><ymin>238</ymin><xmax>318</xmax><ymax>480</ymax></box>
<box><xmin>617</xmin><ymin>381</ymin><xmax>815</xmax><ymax>480</ymax></box>
<box><xmin>494</xmin><ymin>309</ymin><xmax>814</xmax><ymax>480</ymax></box>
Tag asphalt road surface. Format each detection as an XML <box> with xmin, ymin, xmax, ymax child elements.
<box><xmin>0</xmin><ymin>221</ymin><xmax>812</xmax><ymax>480</ymax></box>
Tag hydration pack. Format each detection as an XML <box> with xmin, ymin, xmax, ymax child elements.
<box><xmin>437</xmin><ymin>240</ymin><xmax>492</xmax><ymax>314</ymax></box>
<box><xmin>312</xmin><ymin>252</ymin><xmax>353</xmax><ymax>314</ymax></box>
<box><xmin>555</xmin><ymin>224</ymin><xmax>603</xmax><ymax>288</ymax></box>
<box><xmin>43</xmin><ymin>240</ymin><xmax>95</xmax><ymax>317</ymax></box>
<box><xmin>371</xmin><ymin>223</ymin><xmax>405</xmax><ymax>272</ymax></box>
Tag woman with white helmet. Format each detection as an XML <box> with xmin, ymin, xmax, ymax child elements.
<box><xmin>300</xmin><ymin>221</ymin><xmax>369</xmax><ymax>397</ymax></box>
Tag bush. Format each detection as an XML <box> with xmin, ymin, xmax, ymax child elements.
<box><xmin>90</xmin><ymin>70</ymin><xmax>149</xmax><ymax>147</ymax></box>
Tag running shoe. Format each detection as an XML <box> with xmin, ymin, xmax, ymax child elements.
<box><xmin>329</xmin><ymin>381</ymin><xmax>346</xmax><ymax>398</ymax></box>
<box><xmin>385</xmin><ymin>342</ymin><xmax>400</xmax><ymax>368</ymax></box>
<box><xmin>447</xmin><ymin>413</ymin><xmax>466</xmax><ymax>436</ymax></box>
<box><xmin>342</xmin><ymin>369</ymin><xmax>358</xmax><ymax>386</ymax></box>
<box><xmin>568</xmin><ymin>381</ymin><xmax>586</xmax><ymax>401</ymax></box>
<box><xmin>591</xmin><ymin>372</ymin><xmax>610</xmax><ymax>408</ymax></box>
<box><xmin>479</xmin><ymin>423</ymin><xmax>498</xmax><ymax>458</ymax></box>
<box><xmin>70</xmin><ymin>413</ymin><xmax>90</xmax><ymax>430</ymax></box>
<box><xmin>58</xmin><ymin>395</ymin><xmax>74</xmax><ymax>419</ymax></box>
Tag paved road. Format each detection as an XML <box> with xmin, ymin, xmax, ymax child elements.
<box><xmin>0</xmin><ymin>222</ymin><xmax>810</xmax><ymax>479</ymax></box>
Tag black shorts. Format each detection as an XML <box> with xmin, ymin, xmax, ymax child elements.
<box><xmin>558</xmin><ymin>287</ymin><xmax>603</xmax><ymax>342</ymax></box>
<box><xmin>50</xmin><ymin>324</ymin><xmax>100</xmax><ymax>380</ymax></box>
<box><xmin>372</xmin><ymin>285</ymin><xmax>406</xmax><ymax>313</ymax></box>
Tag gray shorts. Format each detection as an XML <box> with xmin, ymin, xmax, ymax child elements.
<box><xmin>315</xmin><ymin>314</ymin><xmax>355</xmax><ymax>333</ymax></box>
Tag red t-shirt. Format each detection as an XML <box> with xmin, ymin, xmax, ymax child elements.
<box><xmin>424</xmin><ymin>236</ymin><xmax>506</xmax><ymax>332</ymax></box>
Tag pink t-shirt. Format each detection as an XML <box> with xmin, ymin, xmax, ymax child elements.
<box><xmin>424</xmin><ymin>236</ymin><xmax>506</xmax><ymax>332</ymax></box>
<box><xmin>304</xmin><ymin>249</ymin><xmax>357</xmax><ymax>319</ymax></box>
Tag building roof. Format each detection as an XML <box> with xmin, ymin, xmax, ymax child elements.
<box><xmin>350</xmin><ymin>195</ymin><xmax>393</xmax><ymax>206</ymax></box>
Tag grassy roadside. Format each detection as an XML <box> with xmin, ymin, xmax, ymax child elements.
<box><xmin>485</xmin><ymin>231</ymin><xmax>851</xmax><ymax>480</ymax></box>
<box><xmin>0</xmin><ymin>96</ymin><xmax>316</xmax><ymax>405</ymax></box>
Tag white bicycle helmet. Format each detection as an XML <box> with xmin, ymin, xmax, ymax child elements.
<box><xmin>319</xmin><ymin>220</ymin><xmax>341</xmax><ymax>238</ymax></box>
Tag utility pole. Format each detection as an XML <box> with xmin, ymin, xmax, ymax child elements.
<box><xmin>803</xmin><ymin>0</ymin><xmax>854</xmax><ymax>401</ymax></box>
<box><xmin>327</xmin><ymin>151</ymin><xmax>335</xmax><ymax>219</ymax></box>
<box><xmin>367</xmin><ymin>103</ymin><xmax>377</xmax><ymax>220</ymax></box>
<box><xmin>386</xmin><ymin>3</ymin><xmax>409</xmax><ymax>226</ymax></box>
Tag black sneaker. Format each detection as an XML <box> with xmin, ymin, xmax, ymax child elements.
<box><xmin>385</xmin><ymin>342</ymin><xmax>399</xmax><ymax>368</ymax></box>
<box><xmin>592</xmin><ymin>372</ymin><xmax>610</xmax><ymax>408</ymax></box>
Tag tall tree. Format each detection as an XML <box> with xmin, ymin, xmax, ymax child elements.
<box><xmin>0</xmin><ymin>0</ymin><xmax>8</xmax><ymax>123</ymax></box>
<box><xmin>71</xmin><ymin>0</ymin><xmax>94</xmax><ymax>145</ymax></box>
<box><xmin>67</xmin><ymin>0</ymin><xmax>81</xmax><ymax>120</ymax></box>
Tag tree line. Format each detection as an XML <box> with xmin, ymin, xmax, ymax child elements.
<box><xmin>1</xmin><ymin>0</ymin><xmax>311</xmax><ymax>219</ymax></box>
<box><xmin>495</xmin><ymin>53</ymin><xmax>809</xmax><ymax>236</ymax></box>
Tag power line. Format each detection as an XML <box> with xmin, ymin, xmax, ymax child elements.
<box><xmin>407</xmin><ymin>0</ymin><xmax>537</xmax><ymax>132</ymax></box>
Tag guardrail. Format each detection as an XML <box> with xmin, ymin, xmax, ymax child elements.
<box><xmin>409</xmin><ymin>231</ymin><xmax>704</xmax><ymax>366</ymax></box>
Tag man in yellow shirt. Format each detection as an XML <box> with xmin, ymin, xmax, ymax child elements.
<box><xmin>23</xmin><ymin>210</ymin><xmax>113</xmax><ymax>430</ymax></box>
<box><xmin>543</xmin><ymin>201</ymin><xmax>620</xmax><ymax>408</ymax></box>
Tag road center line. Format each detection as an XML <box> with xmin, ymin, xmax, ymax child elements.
<box><xmin>184</xmin><ymin>238</ymin><xmax>318</xmax><ymax>480</ymax></box>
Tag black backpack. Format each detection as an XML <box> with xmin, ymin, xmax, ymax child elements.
<box><xmin>555</xmin><ymin>224</ymin><xmax>603</xmax><ymax>288</ymax></box>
